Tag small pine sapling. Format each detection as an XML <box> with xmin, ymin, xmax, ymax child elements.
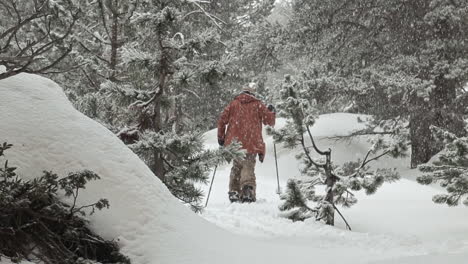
<box><xmin>130</xmin><ymin>132</ymin><xmax>245</xmax><ymax>212</ymax></box>
<box><xmin>272</xmin><ymin>75</ymin><xmax>403</xmax><ymax>229</ymax></box>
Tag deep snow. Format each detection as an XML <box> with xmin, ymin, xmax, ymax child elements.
<box><xmin>1</xmin><ymin>73</ymin><xmax>468</xmax><ymax>264</ymax></box>
<box><xmin>202</xmin><ymin>114</ymin><xmax>468</xmax><ymax>261</ymax></box>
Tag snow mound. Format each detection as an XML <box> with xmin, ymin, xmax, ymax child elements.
<box><xmin>0</xmin><ymin>74</ymin><xmax>284</xmax><ymax>264</ymax></box>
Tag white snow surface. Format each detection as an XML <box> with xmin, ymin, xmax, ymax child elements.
<box><xmin>1</xmin><ymin>73</ymin><xmax>468</xmax><ymax>264</ymax></box>
<box><xmin>202</xmin><ymin>116</ymin><xmax>468</xmax><ymax>261</ymax></box>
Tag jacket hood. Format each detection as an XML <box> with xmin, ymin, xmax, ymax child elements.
<box><xmin>235</xmin><ymin>92</ymin><xmax>259</xmax><ymax>104</ymax></box>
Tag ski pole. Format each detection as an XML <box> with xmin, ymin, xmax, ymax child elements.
<box><xmin>205</xmin><ymin>164</ymin><xmax>218</xmax><ymax>208</ymax></box>
<box><xmin>274</xmin><ymin>143</ymin><xmax>281</xmax><ymax>195</ymax></box>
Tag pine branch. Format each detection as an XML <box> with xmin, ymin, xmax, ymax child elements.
<box><xmin>332</xmin><ymin>203</ymin><xmax>352</xmax><ymax>231</ymax></box>
<box><xmin>299</xmin><ymin>133</ymin><xmax>326</xmax><ymax>168</ymax></box>
<box><xmin>306</xmin><ymin>124</ymin><xmax>330</xmax><ymax>156</ymax></box>
<box><xmin>325</xmin><ymin>130</ymin><xmax>395</xmax><ymax>141</ymax></box>
<box><xmin>188</xmin><ymin>0</ymin><xmax>226</xmax><ymax>30</ymax></box>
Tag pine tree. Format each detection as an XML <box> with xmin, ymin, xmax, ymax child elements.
<box><xmin>44</xmin><ymin>0</ymin><xmax>277</xmax><ymax>211</ymax></box>
<box><xmin>418</xmin><ymin>126</ymin><xmax>468</xmax><ymax>206</ymax></box>
<box><xmin>280</xmin><ymin>0</ymin><xmax>468</xmax><ymax>168</ymax></box>
<box><xmin>0</xmin><ymin>143</ymin><xmax>129</xmax><ymax>264</ymax></box>
<box><xmin>273</xmin><ymin>75</ymin><xmax>402</xmax><ymax>228</ymax></box>
<box><xmin>130</xmin><ymin>131</ymin><xmax>245</xmax><ymax>212</ymax></box>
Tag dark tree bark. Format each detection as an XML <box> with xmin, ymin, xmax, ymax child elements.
<box><xmin>410</xmin><ymin>75</ymin><xmax>466</xmax><ymax>168</ymax></box>
<box><xmin>410</xmin><ymin>110</ymin><xmax>436</xmax><ymax>168</ymax></box>
<box><xmin>152</xmin><ymin>97</ymin><xmax>166</xmax><ymax>181</ymax></box>
<box><xmin>109</xmin><ymin>10</ymin><xmax>119</xmax><ymax>81</ymax></box>
<box><xmin>324</xmin><ymin>155</ymin><xmax>336</xmax><ymax>226</ymax></box>
<box><xmin>151</xmin><ymin>30</ymin><xmax>171</xmax><ymax>181</ymax></box>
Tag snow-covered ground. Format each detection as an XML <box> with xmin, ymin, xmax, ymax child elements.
<box><xmin>202</xmin><ymin>114</ymin><xmax>468</xmax><ymax>263</ymax></box>
<box><xmin>1</xmin><ymin>73</ymin><xmax>468</xmax><ymax>264</ymax></box>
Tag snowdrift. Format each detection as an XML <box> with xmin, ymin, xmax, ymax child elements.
<box><xmin>1</xmin><ymin>73</ymin><xmax>468</xmax><ymax>264</ymax></box>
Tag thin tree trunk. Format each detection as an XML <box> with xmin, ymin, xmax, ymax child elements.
<box><xmin>109</xmin><ymin>10</ymin><xmax>119</xmax><ymax>81</ymax></box>
<box><xmin>152</xmin><ymin>32</ymin><xmax>169</xmax><ymax>181</ymax></box>
<box><xmin>153</xmin><ymin>97</ymin><xmax>166</xmax><ymax>181</ymax></box>
<box><xmin>324</xmin><ymin>155</ymin><xmax>335</xmax><ymax>226</ymax></box>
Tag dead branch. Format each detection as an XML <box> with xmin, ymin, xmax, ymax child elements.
<box><xmin>187</xmin><ymin>0</ymin><xmax>227</xmax><ymax>30</ymax></box>
<box><xmin>333</xmin><ymin>203</ymin><xmax>352</xmax><ymax>231</ymax></box>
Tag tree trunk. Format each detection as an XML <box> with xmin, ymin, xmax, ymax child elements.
<box><xmin>324</xmin><ymin>154</ymin><xmax>335</xmax><ymax>226</ymax></box>
<box><xmin>410</xmin><ymin>75</ymin><xmax>464</xmax><ymax>168</ymax></box>
<box><xmin>409</xmin><ymin>110</ymin><xmax>435</xmax><ymax>168</ymax></box>
<box><xmin>153</xmin><ymin>97</ymin><xmax>166</xmax><ymax>181</ymax></box>
<box><xmin>109</xmin><ymin>11</ymin><xmax>119</xmax><ymax>81</ymax></box>
<box><xmin>151</xmin><ymin>29</ymin><xmax>170</xmax><ymax>182</ymax></box>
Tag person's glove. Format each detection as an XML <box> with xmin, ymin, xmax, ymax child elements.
<box><xmin>218</xmin><ymin>138</ymin><xmax>225</xmax><ymax>146</ymax></box>
<box><xmin>258</xmin><ymin>153</ymin><xmax>264</xmax><ymax>163</ymax></box>
<box><xmin>267</xmin><ymin>104</ymin><xmax>276</xmax><ymax>113</ymax></box>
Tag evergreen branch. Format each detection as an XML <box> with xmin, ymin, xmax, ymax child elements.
<box><xmin>332</xmin><ymin>203</ymin><xmax>352</xmax><ymax>231</ymax></box>
<box><xmin>0</xmin><ymin>5</ymin><xmax>79</xmax><ymax>80</ymax></box>
<box><xmin>72</xmin><ymin>202</ymin><xmax>104</xmax><ymax>215</ymax></box>
<box><xmin>325</xmin><ymin>130</ymin><xmax>395</xmax><ymax>141</ymax></box>
<box><xmin>69</xmin><ymin>186</ymin><xmax>80</xmax><ymax>216</ymax></box>
<box><xmin>306</xmin><ymin>125</ymin><xmax>329</xmax><ymax>156</ymax></box>
<box><xmin>300</xmin><ymin>133</ymin><xmax>326</xmax><ymax>169</ymax></box>
<box><xmin>161</xmin><ymin>156</ymin><xmax>176</xmax><ymax>170</ymax></box>
<box><xmin>81</xmin><ymin>69</ymin><xmax>100</xmax><ymax>90</ymax></box>
<box><xmin>97</xmin><ymin>0</ymin><xmax>112</xmax><ymax>40</ymax></box>
<box><xmin>182</xmin><ymin>10</ymin><xmax>205</xmax><ymax>20</ymax></box>
<box><xmin>336</xmin><ymin>149</ymin><xmax>391</xmax><ymax>179</ymax></box>
<box><xmin>0</xmin><ymin>1</ymin><xmax>48</xmax><ymax>41</ymax></box>
<box><xmin>78</xmin><ymin>41</ymin><xmax>112</xmax><ymax>65</ymax></box>
<box><xmin>40</xmin><ymin>62</ymin><xmax>88</xmax><ymax>75</ymax></box>
<box><xmin>188</xmin><ymin>0</ymin><xmax>226</xmax><ymax>30</ymax></box>
<box><xmin>28</xmin><ymin>45</ymin><xmax>73</xmax><ymax>74</ymax></box>
<box><xmin>130</xmin><ymin>94</ymin><xmax>157</xmax><ymax>109</ymax></box>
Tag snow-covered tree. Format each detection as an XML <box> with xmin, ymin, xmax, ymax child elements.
<box><xmin>45</xmin><ymin>0</ymin><xmax>277</xmax><ymax>211</ymax></box>
<box><xmin>130</xmin><ymin>132</ymin><xmax>245</xmax><ymax>212</ymax></box>
<box><xmin>273</xmin><ymin>75</ymin><xmax>402</xmax><ymax>227</ymax></box>
<box><xmin>418</xmin><ymin>126</ymin><xmax>468</xmax><ymax>206</ymax></box>
<box><xmin>281</xmin><ymin>0</ymin><xmax>468</xmax><ymax>168</ymax></box>
<box><xmin>0</xmin><ymin>142</ymin><xmax>129</xmax><ymax>263</ymax></box>
<box><xmin>0</xmin><ymin>0</ymin><xmax>80</xmax><ymax>79</ymax></box>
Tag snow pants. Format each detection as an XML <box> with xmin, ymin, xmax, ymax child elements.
<box><xmin>229</xmin><ymin>153</ymin><xmax>257</xmax><ymax>198</ymax></box>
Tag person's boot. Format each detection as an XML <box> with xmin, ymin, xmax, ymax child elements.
<box><xmin>241</xmin><ymin>185</ymin><xmax>255</xmax><ymax>203</ymax></box>
<box><xmin>228</xmin><ymin>191</ymin><xmax>240</xmax><ymax>203</ymax></box>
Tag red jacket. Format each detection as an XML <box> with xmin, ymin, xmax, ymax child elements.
<box><xmin>218</xmin><ymin>92</ymin><xmax>276</xmax><ymax>160</ymax></box>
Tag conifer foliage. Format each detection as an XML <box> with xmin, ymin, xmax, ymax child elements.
<box><xmin>0</xmin><ymin>143</ymin><xmax>129</xmax><ymax>264</ymax></box>
<box><xmin>273</xmin><ymin>75</ymin><xmax>402</xmax><ymax>227</ymax></box>
<box><xmin>282</xmin><ymin>0</ymin><xmax>468</xmax><ymax>168</ymax></box>
<box><xmin>418</xmin><ymin>126</ymin><xmax>468</xmax><ymax>207</ymax></box>
<box><xmin>49</xmin><ymin>0</ymin><xmax>275</xmax><ymax>212</ymax></box>
<box><xmin>130</xmin><ymin>132</ymin><xmax>245</xmax><ymax>212</ymax></box>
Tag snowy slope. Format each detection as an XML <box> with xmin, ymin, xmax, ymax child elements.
<box><xmin>1</xmin><ymin>73</ymin><xmax>468</xmax><ymax>264</ymax></box>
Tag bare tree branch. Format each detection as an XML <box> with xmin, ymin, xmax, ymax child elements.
<box><xmin>188</xmin><ymin>0</ymin><xmax>226</xmax><ymax>30</ymax></box>
<box><xmin>0</xmin><ymin>0</ymin><xmax>79</xmax><ymax>80</ymax></box>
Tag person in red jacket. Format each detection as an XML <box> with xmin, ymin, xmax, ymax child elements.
<box><xmin>217</xmin><ymin>83</ymin><xmax>276</xmax><ymax>202</ymax></box>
